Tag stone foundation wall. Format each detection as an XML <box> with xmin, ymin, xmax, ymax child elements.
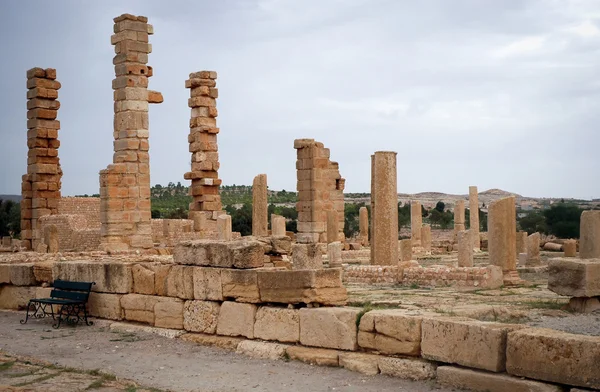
<box><xmin>38</xmin><ymin>215</ymin><xmax>101</xmax><ymax>251</ymax></box>
<box><xmin>151</xmin><ymin>219</ymin><xmax>199</xmax><ymax>246</ymax></box>
<box><xmin>58</xmin><ymin>197</ymin><xmax>101</xmax><ymax>228</ymax></box>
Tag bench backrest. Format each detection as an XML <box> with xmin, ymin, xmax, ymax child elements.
<box><xmin>51</xmin><ymin>280</ymin><xmax>95</xmax><ymax>302</ymax></box>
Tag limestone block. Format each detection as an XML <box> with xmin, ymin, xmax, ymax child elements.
<box><xmin>165</xmin><ymin>265</ymin><xmax>194</xmax><ymax>299</ymax></box>
<box><xmin>457</xmin><ymin>230</ymin><xmax>473</xmax><ymax>267</ymax></box>
<box><xmin>371</xmin><ymin>151</ymin><xmax>398</xmax><ymax>265</ymax></box>
<box><xmin>285</xmin><ymin>346</ymin><xmax>339</xmax><ymax>367</ymax></box>
<box><xmin>252</xmin><ymin>174</ymin><xmax>268</xmax><ymax>237</ymax></box>
<box><xmin>180</xmin><ymin>332</ymin><xmax>243</xmax><ymax>350</ymax></box>
<box><xmin>221</xmin><ymin>269</ymin><xmax>260</xmax><ymax>303</ymax></box>
<box><xmin>299</xmin><ymin>307</ymin><xmax>359</xmax><ymax>350</ymax></box>
<box><xmin>257</xmin><ymin>269</ymin><xmax>347</xmax><ymax>305</ymax></box>
<box><xmin>132</xmin><ymin>264</ymin><xmax>155</xmax><ymax>295</ymax></box>
<box><xmin>236</xmin><ymin>340</ymin><xmax>287</xmax><ymax>360</ymax></box>
<box><xmin>0</xmin><ymin>286</ymin><xmax>37</xmax><ymax>309</ymax></box>
<box><xmin>516</xmin><ymin>230</ymin><xmax>527</xmax><ymax>256</ymax></box>
<box><xmin>421</xmin><ymin>317</ymin><xmax>524</xmax><ymax>372</ymax></box>
<box><xmin>52</xmin><ymin>261</ymin><xmax>132</xmax><ymax>293</ymax></box>
<box><xmin>338</xmin><ymin>352</ymin><xmax>379</xmax><ymax>375</ymax></box>
<box><xmin>568</xmin><ymin>296</ymin><xmax>600</xmax><ymax>313</ymax></box>
<box><xmin>152</xmin><ymin>264</ymin><xmax>171</xmax><ymax>296</ymax></box>
<box><xmin>270</xmin><ymin>236</ymin><xmax>291</xmax><ymax>255</ymax></box>
<box><xmin>292</xmin><ymin>243</ymin><xmax>323</xmax><ymax>269</ymax></box>
<box><xmin>10</xmin><ymin>264</ymin><xmax>36</xmax><ymax>286</ymax></box>
<box><xmin>216</xmin><ymin>301</ymin><xmax>257</xmax><ymax>338</ymax></box>
<box><xmin>488</xmin><ymin>196</ymin><xmax>517</xmax><ymax>272</ymax></box>
<box><xmin>271</xmin><ymin>215</ymin><xmax>286</xmax><ymax>237</ymax></box>
<box><xmin>506</xmin><ymin>328</ymin><xmax>600</xmax><ymax>389</ymax></box>
<box><xmin>563</xmin><ymin>239</ymin><xmax>577</xmax><ymax>257</ymax></box>
<box><xmin>547</xmin><ymin>258</ymin><xmax>600</xmax><ymax>297</ymax></box>
<box><xmin>378</xmin><ymin>357</ymin><xmax>436</xmax><ymax>381</ymax></box>
<box><xmin>327</xmin><ymin>241</ymin><xmax>343</xmax><ymax>267</ymax></box>
<box><xmin>527</xmin><ymin>232</ymin><xmax>541</xmax><ymax>265</ymax></box>
<box><xmin>469</xmin><ymin>186</ymin><xmax>481</xmax><ymax>250</ymax></box>
<box><xmin>32</xmin><ymin>262</ymin><xmax>53</xmax><ymax>284</ymax></box>
<box><xmin>88</xmin><ymin>292</ymin><xmax>123</xmax><ymax>320</ymax></box>
<box><xmin>437</xmin><ymin>366</ymin><xmax>564</xmax><ymax>392</ymax></box>
<box><xmin>254</xmin><ymin>307</ymin><xmax>299</xmax><ymax>343</ymax></box>
<box><xmin>0</xmin><ymin>264</ymin><xmax>10</xmax><ymax>283</ymax></box>
<box><xmin>193</xmin><ymin>267</ymin><xmax>223</xmax><ymax>301</ymax></box>
<box><xmin>217</xmin><ymin>214</ymin><xmax>232</xmax><ymax>241</ymax></box>
<box><xmin>580</xmin><ymin>210</ymin><xmax>600</xmax><ymax>259</ymax></box>
<box><xmin>174</xmin><ymin>240</ymin><xmax>231</xmax><ymax>267</ymax></box>
<box><xmin>183</xmin><ymin>300</ymin><xmax>220</xmax><ymax>333</ymax></box>
<box><xmin>230</xmin><ymin>240</ymin><xmax>264</xmax><ymax>269</ymax></box>
<box><xmin>399</xmin><ymin>239</ymin><xmax>412</xmax><ymax>262</ymax></box>
<box><xmin>154</xmin><ymin>297</ymin><xmax>184</xmax><ymax>329</ymax></box>
<box><xmin>120</xmin><ymin>294</ymin><xmax>159</xmax><ymax>325</ymax></box>
<box><xmin>421</xmin><ymin>224</ymin><xmax>432</xmax><ymax>253</ymax></box>
<box><xmin>357</xmin><ymin>309</ymin><xmax>424</xmax><ymax>356</ymax></box>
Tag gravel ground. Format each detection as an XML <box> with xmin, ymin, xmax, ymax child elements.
<box><xmin>527</xmin><ymin>312</ymin><xmax>600</xmax><ymax>335</ymax></box>
<box><xmin>0</xmin><ymin>310</ymin><xmax>453</xmax><ymax>392</ymax></box>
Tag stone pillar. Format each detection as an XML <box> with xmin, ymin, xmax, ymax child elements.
<box><xmin>327</xmin><ymin>241</ymin><xmax>342</xmax><ymax>267</ymax></box>
<box><xmin>469</xmin><ymin>186</ymin><xmax>480</xmax><ymax>251</ymax></box>
<box><xmin>399</xmin><ymin>239</ymin><xmax>412</xmax><ymax>262</ymax></box>
<box><xmin>457</xmin><ymin>230</ymin><xmax>473</xmax><ymax>267</ymax></box>
<box><xmin>43</xmin><ymin>225</ymin><xmax>59</xmax><ymax>253</ymax></box>
<box><xmin>100</xmin><ymin>14</ymin><xmax>162</xmax><ymax>252</ymax></box>
<box><xmin>370</xmin><ymin>152</ymin><xmax>398</xmax><ymax>265</ymax></box>
<box><xmin>488</xmin><ymin>196</ymin><xmax>517</xmax><ymax>273</ymax></box>
<box><xmin>22</xmin><ymin>67</ymin><xmax>62</xmax><ymax>250</ymax></box>
<box><xmin>184</xmin><ymin>70</ymin><xmax>222</xmax><ymax>234</ymax></box>
<box><xmin>516</xmin><ymin>230</ymin><xmax>527</xmax><ymax>256</ymax></box>
<box><xmin>252</xmin><ymin>174</ymin><xmax>268</xmax><ymax>237</ymax></box>
<box><xmin>563</xmin><ymin>239</ymin><xmax>577</xmax><ymax>257</ymax></box>
<box><xmin>294</xmin><ymin>139</ymin><xmax>345</xmax><ymax>244</ymax></box>
<box><xmin>292</xmin><ymin>243</ymin><xmax>323</xmax><ymax>269</ymax></box>
<box><xmin>421</xmin><ymin>224</ymin><xmax>432</xmax><ymax>254</ymax></box>
<box><xmin>359</xmin><ymin>206</ymin><xmax>369</xmax><ymax>246</ymax></box>
<box><xmin>271</xmin><ymin>214</ymin><xmax>286</xmax><ymax>237</ymax></box>
<box><xmin>453</xmin><ymin>200</ymin><xmax>465</xmax><ymax>240</ymax></box>
<box><xmin>526</xmin><ymin>232</ymin><xmax>541</xmax><ymax>266</ymax></box>
<box><xmin>411</xmin><ymin>201</ymin><xmax>422</xmax><ymax>246</ymax></box>
<box><xmin>580</xmin><ymin>210</ymin><xmax>600</xmax><ymax>259</ymax></box>
<box><xmin>326</xmin><ymin>210</ymin><xmax>339</xmax><ymax>244</ymax></box>
<box><xmin>217</xmin><ymin>214</ymin><xmax>232</xmax><ymax>241</ymax></box>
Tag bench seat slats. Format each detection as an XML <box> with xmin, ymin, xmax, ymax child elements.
<box><xmin>53</xmin><ymin>280</ymin><xmax>94</xmax><ymax>291</ymax></box>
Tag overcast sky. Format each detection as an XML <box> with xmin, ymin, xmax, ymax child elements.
<box><xmin>1</xmin><ymin>0</ymin><xmax>599</xmax><ymax>199</ymax></box>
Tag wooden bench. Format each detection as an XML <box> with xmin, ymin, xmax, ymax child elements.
<box><xmin>20</xmin><ymin>280</ymin><xmax>95</xmax><ymax>328</ymax></box>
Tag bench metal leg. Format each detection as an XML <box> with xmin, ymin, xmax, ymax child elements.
<box><xmin>20</xmin><ymin>301</ymin><xmax>54</xmax><ymax>324</ymax></box>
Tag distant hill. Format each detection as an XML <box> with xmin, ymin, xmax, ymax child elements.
<box><xmin>0</xmin><ymin>195</ymin><xmax>20</xmax><ymax>203</ymax></box>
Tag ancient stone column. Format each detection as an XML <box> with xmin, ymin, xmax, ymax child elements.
<box><xmin>563</xmin><ymin>239</ymin><xmax>577</xmax><ymax>257</ymax></box>
<box><xmin>252</xmin><ymin>174</ymin><xmax>268</xmax><ymax>237</ymax></box>
<box><xmin>271</xmin><ymin>214</ymin><xmax>286</xmax><ymax>237</ymax></box>
<box><xmin>453</xmin><ymin>200</ymin><xmax>465</xmax><ymax>240</ymax></box>
<box><xmin>457</xmin><ymin>230</ymin><xmax>473</xmax><ymax>267</ymax></box>
<box><xmin>184</xmin><ymin>70</ymin><xmax>222</xmax><ymax>234</ymax></box>
<box><xmin>469</xmin><ymin>186</ymin><xmax>480</xmax><ymax>251</ymax></box>
<box><xmin>100</xmin><ymin>14</ymin><xmax>162</xmax><ymax>251</ymax></box>
<box><xmin>359</xmin><ymin>206</ymin><xmax>369</xmax><ymax>245</ymax></box>
<box><xmin>399</xmin><ymin>239</ymin><xmax>412</xmax><ymax>262</ymax></box>
<box><xmin>370</xmin><ymin>152</ymin><xmax>398</xmax><ymax>265</ymax></box>
<box><xmin>488</xmin><ymin>196</ymin><xmax>517</xmax><ymax>273</ymax></box>
<box><xmin>580</xmin><ymin>210</ymin><xmax>600</xmax><ymax>259</ymax></box>
<box><xmin>326</xmin><ymin>210</ymin><xmax>339</xmax><ymax>244</ymax></box>
<box><xmin>217</xmin><ymin>214</ymin><xmax>232</xmax><ymax>241</ymax></box>
<box><xmin>22</xmin><ymin>67</ymin><xmax>62</xmax><ymax>250</ymax></box>
<box><xmin>294</xmin><ymin>139</ymin><xmax>345</xmax><ymax>244</ymax></box>
<box><xmin>43</xmin><ymin>225</ymin><xmax>59</xmax><ymax>253</ymax></box>
<box><xmin>516</xmin><ymin>230</ymin><xmax>527</xmax><ymax>256</ymax></box>
<box><xmin>292</xmin><ymin>243</ymin><xmax>323</xmax><ymax>269</ymax></box>
<box><xmin>411</xmin><ymin>201</ymin><xmax>422</xmax><ymax>246</ymax></box>
<box><xmin>526</xmin><ymin>232</ymin><xmax>541</xmax><ymax>266</ymax></box>
<box><xmin>421</xmin><ymin>224</ymin><xmax>432</xmax><ymax>254</ymax></box>
<box><xmin>327</xmin><ymin>241</ymin><xmax>342</xmax><ymax>267</ymax></box>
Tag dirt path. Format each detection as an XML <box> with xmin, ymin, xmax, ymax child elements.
<box><xmin>0</xmin><ymin>310</ymin><xmax>453</xmax><ymax>392</ymax></box>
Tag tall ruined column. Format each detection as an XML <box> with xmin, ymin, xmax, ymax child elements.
<box><xmin>184</xmin><ymin>71</ymin><xmax>223</xmax><ymax>235</ymax></box>
<box><xmin>22</xmin><ymin>67</ymin><xmax>62</xmax><ymax>250</ymax></box>
<box><xmin>421</xmin><ymin>224</ymin><xmax>432</xmax><ymax>254</ymax></box>
<box><xmin>370</xmin><ymin>151</ymin><xmax>398</xmax><ymax>265</ymax></box>
<box><xmin>469</xmin><ymin>186</ymin><xmax>480</xmax><ymax>251</ymax></box>
<box><xmin>100</xmin><ymin>14</ymin><xmax>162</xmax><ymax>251</ymax></box>
<box><xmin>359</xmin><ymin>206</ymin><xmax>369</xmax><ymax>245</ymax></box>
<box><xmin>580</xmin><ymin>210</ymin><xmax>600</xmax><ymax>259</ymax></box>
<box><xmin>454</xmin><ymin>200</ymin><xmax>465</xmax><ymax>240</ymax></box>
<box><xmin>488</xmin><ymin>196</ymin><xmax>519</xmax><ymax>284</ymax></box>
<box><xmin>411</xmin><ymin>201</ymin><xmax>422</xmax><ymax>245</ymax></box>
<box><xmin>294</xmin><ymin>139</ymin><xmax>345</xmax><ymax>244</ymax></box>
<box><xmin>252</xmin><ymin>174</ymin><xmax>268</xmax><ymax>237</ymax></box>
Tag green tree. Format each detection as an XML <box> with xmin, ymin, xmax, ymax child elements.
<box><xmin>544</xmin><ymin>203</ymin><xmax>582</xmax><ymax>238</ymax></box>
<box><xmin>518</xmin><ymin>210</ymin><xmax>547</xmax><ymax>235</ymax></box>
<box><xmin>0</xmin><ymin>199</ymin><xmax>21</xmax><ymax>237</ymax></box>
<box><xmin>435</xmin><ymin>201</ymin><xmax>445</xmax><ymax>213</ymax></box>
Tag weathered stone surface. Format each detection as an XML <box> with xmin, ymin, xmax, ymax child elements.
<box><xmin>299</xmin><ymin>307</ymin><xmax>359</xmax><ymax>350</ymax></box>
<box><xmin>292</xmin><ymin>243</ymin><xmax>323</xmax><ymax>269</ymax></box>
<box><xmin>174</xmin><ymin>240</ymin><xmax>231</xmax><ymax>267</ymax></box>
<box><xmin>270</xmin><ymin>236</ymin><xmax>291</xmax><ymax>254</ymax></box>
<box><xmin>0</xmin><ymin>264</ymin><xmax>10</xmax><ymax>284</ymax></box>
<box><xmin>488</xmin><ymin>196</ymin><xmax>517</xmax><ymax>272</ymax></box>
<box><xmin>180</xmin><ymin>332</ymin><xmax>243</xmax><ymax>350</ymax></box>
<box><xmin>327</xmin><ymin>241</ymin><xmax>343</xmax><ymax>267</ymax></box>
<box><xmin>359</xmin><ymin>206</ymin><xmax>369</xmax><ymax>245</ymax></box>
<box><xmin>271</xmin><ymin>214</ymin><xmax>286</xmax><ymax>237</ymax></box>
<box><xmin>421</xmin><ymin>224</ymin><xmax>432</xmax><ymax>253</ymax></box>
<box><xmin>0</xmin><ymin>286</ymin><xmax>37</xmax><ymax>309</ymax></box>
<box><xmin>548</xmin><ymin>258</ymin><xmax>600</xmax><ymax>297</ymax></box>
<box><xmin>221</xmin><ymin>269</ymin><xmax>260</xmax><ymax>303</ymax></box>
<box><xmin>252</xmin><ymin>174</ymin><xmax>268</xmax><ymax>237</ymax></box>
<box><xmin>132</xmin><ymin>263</ymin><xmax>155</xmax><ymax>295</ymax></box>
<box><xmin>411</xmin><ymin>201</ymin><xmax>422</xmax><ymax>245</ymax></box>
<box><xmin>230</xmin><ymin>240</ymin><xmax>264</xmax><ymax>269</ymax></box>
<box><xmin>469</xmin><ymin>186</ymin><xmax>480</xmax><ymax>250</ymax></box>
<box><xmin>457</xmin><ymin>230</ymin><xmax>473</xmax><ymax>267</ymax></box>
<box><xmin>580</xmin><ymin>210</ymin><xmax>600</xmax><ymax>259</ymax></box>
<box><xmin>506</xmin><ymin>328</ymin><xmax>600</xmax><ymax>389</ymax></box>
<box><xmin>120</xmin><ymin>294</ymin><xmax>159</xmax><ymax>325</ymax></box>
<box><xmin>254</xmin><ymin>307</ymin><xmax>299</xmax><ymax>343</ymax></box>
<box><xmin>193</xmin><ymin>267</ymin><xmax>223</xmax><ymax>301</ymax></box>
<box><xmin>527</xmin><ymin>232</ymin><xmax>541</xmax><ymax>266</ymax></box>
<box><xmin>358</xmin><ymin>309</ymin><xmax>424</xmax><ymax>356</ymax></box>
<box><xmin>285</xmin><ymin>346</ymin><xmax>339</xmax><ymax>367</ymax></box>
<box><xmin>371</xmin><ymin>152</ymin><xmax>398</xmax><ymax>265</ymax></box>
<box><xmin>399</xmin><ymin>239</ymin><xmax>412</xmax><ymax>262</ymax></box>
<box><xmin>378</xmin><ymin>357</ymin><xmax>436</xmax><ymax>380</ymax></box>
<box><xmin>437</xmin><ymin>366</ymin><xmax>564</xmax><ymax>392</ymax></box>
<box><xmin>88</xmin><ymin>292</ymin><xmax>123</xmax><ymax>320</ymax></box>
<box><xmin>165</xmin><ymin>265</ymin><xmax>194</xmax><ymax>299</ymax></box>
<box><xmin>9</xmin><ymin>264</ymin><xmax>36</xmax><ymax>286</ymax></box>
<box><xmin>154</xmin><ymin>297</ymin><xmax>184</xmax><ymax>329</ymax></box>
<box><xmin>236</xmin><ymin>340</ymin><xmax>287</xmax><ymax>360</ymax></box>
<box><xmin>32</xmin><ymin>262</ymin><xmax>53</xmax><ymax>284</ymax></box>
<box><xmin>338</xmin><ymin>352</ymin><xmax>379</xmax><ymax>375</ymax></box>
<box><xmin>421</xmin><ymin>317</ymin><xmax>523</xmax><ymax>372</ymax></box>
<box><xmin>257</xmin><ymin>269</ymin><xmax>347</xmax><ymax>305</ymax></box>
<box><xmin>183</xmin><ymin>300</ymin><xmax>220</xmax><ymax>333</ymax></box>
<box><xmin>563</xmin><ymin>239</ymin><xmax>577</xmax><ymax>257</ymax></box>
<box><xmin>152</xmin><ymin>264</ymin><xmax>171</xmax><ymax>296</ymax></box>
<box><xmin>52</xmin><ymin>261</ymin><xmax>132</xmax><ymax>293</ymax></box>
<box><xmin>516</xmin><ymin>230</ymin><xmax>527</xmax><ymax>256</ymax></box>
<box><xmin>217</xmin><ymin>214</ymin><xmax>232</xmax><ymax>241</ymax></box>
<box><xmin>216</xmin><ymin>301</ymin><xmax>257</xmax><ymax>338</ymax></box>
<box><xmin>568</xmin><ymin>296</ymin><xmax>600</xmax><ymax>313</ymax></box>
